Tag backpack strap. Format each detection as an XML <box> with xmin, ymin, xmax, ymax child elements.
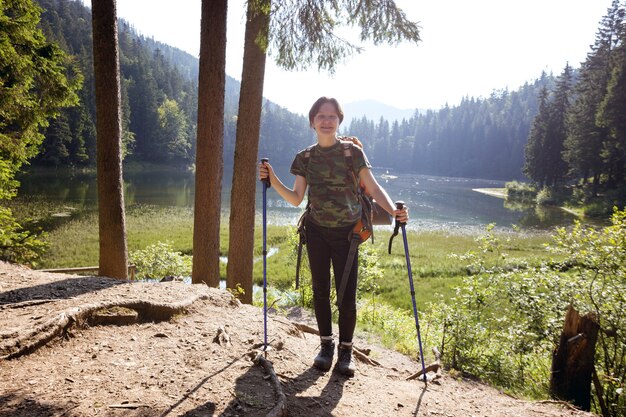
<box><xmin>340</xmin><ymin>138</ymin><xmax>355</xmax><ymax>174</ymax></box>
<box><xmin>339</xmin><ymin>140</ymin><xmax>361</xmax><ymax>191</ymax></box>
<box><xmin>301</xmin><ymin>144</ymin><xmax>316</xmax><ymax>171</ymax></box>
<box><xmin>336</xmin><ymin>233</ymin><xmax>361</xmax><ymax>308</ymax></box>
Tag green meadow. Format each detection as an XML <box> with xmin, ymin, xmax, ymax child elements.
<box><xmin>19</xmin><ymin>202</ymin><xmax>556</xmax><ymax>312</ymax></box>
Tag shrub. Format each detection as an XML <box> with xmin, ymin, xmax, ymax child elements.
<box><xmin>536</xmin><ymin>187</ymin><xmax>556</xmax><ymax>206</ymax></box>
<box><xmin>0</xmin><ymin>207</ymin><xmax>48</xmax><ymax>266</ymax></box>
<box><xmin>505</xmin><ymin>181</ymin><xmax>537</xmax><ymax>202</ymax></box>
<box><xmin>130</xmin><ymin>241</ymin><xmax>192</xmax><ymax>280</ymax></box>
<box><xmin>433</xmin><ymin>208</ymin><xmax>626</xmax><ymax>413</ymax></box>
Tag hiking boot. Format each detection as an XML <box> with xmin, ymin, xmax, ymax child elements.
<box><xmin>313</xmin><ymin>338</ymin><xmax>335</xmax><ymax>371</ymax></box>
<box><xmin>335</xmin><ymin>343</ymin><xmax>356</xmax><ymax>377</ymax></box>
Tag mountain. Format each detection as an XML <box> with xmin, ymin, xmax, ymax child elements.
<box><xmin>342</xmin><ymin>100</ymin><xmax>420</xmax><ymax>124</ymax></box>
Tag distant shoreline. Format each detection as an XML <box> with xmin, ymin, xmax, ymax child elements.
<box><xmin>472</xmin><ymin>188</ymin><xmax>507</xmax><ymax>198</ymax></box>
<box><xmin>473</xmin><ymin>188</ymin><xmax>586</xmax><ymax>219</ymax></box>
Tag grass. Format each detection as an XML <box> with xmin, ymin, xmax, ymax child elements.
<box><xmin>25</xmin><ymin>201</ymin><xmax>556</xmax><ymax>313</ymax></box>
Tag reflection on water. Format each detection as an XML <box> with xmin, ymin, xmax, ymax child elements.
<box><xmin>16</xmin><ymin>166</ymin><xmax>579</xmax><ymax>232</ymax></box>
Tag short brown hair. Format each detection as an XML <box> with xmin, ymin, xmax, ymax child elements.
<box><xmin>308</xmin><ymin>96</ymin><xmax>344</xmax><ymax>127</ymax></box>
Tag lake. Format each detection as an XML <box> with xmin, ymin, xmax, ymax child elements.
<box><xmin>16</xmin><ymin>165</ymin><xmax>578</xmax><ymax>232</ymax></box>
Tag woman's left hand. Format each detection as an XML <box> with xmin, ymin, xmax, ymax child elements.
<box><xmin>393</xmin><ymin>205</ymin><xmax>409</xmax><ymax>223</ymax></box>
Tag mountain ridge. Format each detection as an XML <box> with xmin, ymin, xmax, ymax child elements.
<box><xmin>343</xmin><ymin>99</ymin><xmax>421</xmax><ymax>124</ymax></box>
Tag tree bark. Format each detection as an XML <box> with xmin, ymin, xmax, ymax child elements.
<box><xmin>226</xmin><ymin>0</ymin><xmax>271</xmax><ymax>303</ymax></box>
<box><xmin>192</xmin><ymin>0</ymin><xmax>228</xmax><ymax>286</ymax></box>
<box><xmin>550</xmin><ymin>305</ymin><xmax>600</xmax><ymax>411</ymax></box>
<box><xmin>91</xmin><ymin>0</ymin><xmax>128</xmax><ymax>279</ymax></box>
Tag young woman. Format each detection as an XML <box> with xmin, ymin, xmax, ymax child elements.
<box><xmin>258</xmin><ymin>97</ymin><xmax>409</xmax><ymax>377</ymax></box>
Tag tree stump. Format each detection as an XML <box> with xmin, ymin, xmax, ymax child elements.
<box><xmin>550</xmin><ymin>305</ymin><xmax>599</xmax><ymax>411</ymax></box>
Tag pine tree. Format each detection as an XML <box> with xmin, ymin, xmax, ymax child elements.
<box><xmin>596</xmin><ymin>7</ymin><xmax>626</xmax><ymax>187</ymax></box>
<box><xmin>0</xmin><ymin>0</ymin><xmax>80</xmax><ymax>199</ymax></box>
<box><xmin>524</xmin><ymin>87</ymin><xmax>551</xmax><ymax>186</ymax></box>
<box><xmin>192</xmin><ymin>0</ymin><xmax>228</xmax><ymax>286</ymax></box>
<box><xmin>544</xmin><ymin>64</ymin><xmax>573</xmax><ymax>186</ymax></box>
<box><xmin>91</xmin><ymin>0</ymin><xmax>129</xmax><ymax>279</ymax></box>
<box><xmin>226</xmin><ymin>0</ymin><xmax>271</xmax><ymax>302</ymax></box>
<box><xmin>126</xmin><ymin>59</ymin><xmax>161</xmax><ymax>161</ymax></box>
<box><xmin>564</xmin><ymin>0</ymin><xmax>625</xmax><ymax>190</ymax></box>
<box><xmin>38</xmin><ymin>113</ymin><xmax>71</xmax><ymax>165</ymax></box>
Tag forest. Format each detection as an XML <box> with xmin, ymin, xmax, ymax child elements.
<box><xmin>32</xmin><ymin>0</ymin><xmax>626</xmax><ymax>194</ymax></box>
<box><xmin>17</xmin><ymin>0</ymin><xmax>556</xmax><ymax>179</ymax></box>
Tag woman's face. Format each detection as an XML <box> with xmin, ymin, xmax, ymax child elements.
<box><xmin>312</xmin><ymin>102</ymin><xmax>340</xmax><ymax>137</ymax></box>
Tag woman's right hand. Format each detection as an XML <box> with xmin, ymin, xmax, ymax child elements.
<box><xmin>259</xmin><ymin>160</ymin><xmax>272</xmax><ymax>182</ymax></box>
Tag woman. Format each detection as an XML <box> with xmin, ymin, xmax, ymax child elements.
<box><xmin>259</xmin><ymin>97</ymin><xmax>408</xmax><ymax>377</ymax></box>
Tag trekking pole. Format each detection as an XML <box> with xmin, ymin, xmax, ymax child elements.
<box><xmin>395</xmin><ymin>201</ymin><xmax>427</xmax><ymax>383</ymax></box>
<box><xmin>260</xmin><ymin>158</ymin><xmax>271</xmax><ymax>357</ymax></box>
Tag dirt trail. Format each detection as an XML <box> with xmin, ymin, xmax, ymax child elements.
<box><xmin>0</xmin><ymin>261</ymin><xmax>595</xmax><ymax>416</ymax></box>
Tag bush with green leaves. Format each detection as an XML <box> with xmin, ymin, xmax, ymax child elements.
<box><xmin>547</xmin><ymin>208</ymin><xmax>626</xmax><ymax>416</ymax></box>
<box><xmin>505</xmin><ymin>181</ymin><xmax>537</xmax><ymax>202</ymax></box>
<box><xmin>431</xmin><ymin>208</ymin><xmax>626</xmax><ymax>414</ymax></box>
<box><xmin>0</xmin><ymin>207</ymin><xmax>48</xmax><ymax>265</ymax></box>
<box><xmin>130</xmin><ymin>241</ymin><xmax>192</xmax><ymax>280</ymax></box>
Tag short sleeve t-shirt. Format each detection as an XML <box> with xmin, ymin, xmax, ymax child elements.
<box><xmin>290</xmin><ymin>140</ymin><xmax>371</xmax><ymax>228</ymax></box>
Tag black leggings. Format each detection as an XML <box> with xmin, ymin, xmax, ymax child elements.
<box><xmin>305</xmin><ymin>220</ymin><xmax>358</xmax><ymax>344</ymax></box>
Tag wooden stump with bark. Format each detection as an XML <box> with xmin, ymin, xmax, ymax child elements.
<box><xmin>550</xmin><ymin>305</ymin><xmax>599</xmax><ymax>411</ymax></box>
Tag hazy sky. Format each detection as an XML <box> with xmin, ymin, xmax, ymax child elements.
<box><xmin>86</xmin><ymin>0</ymin><xmax>610</xmax><ymax>115</ymax></box>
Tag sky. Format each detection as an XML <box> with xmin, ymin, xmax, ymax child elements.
<box><xmin>85</xmin><ymin>0</ymin><xmax>611</xmax><ymax>116</ymax></box>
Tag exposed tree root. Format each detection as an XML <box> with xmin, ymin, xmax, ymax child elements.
<box><xmin>407</xmin><ymin>347</ymin><xmax>443</xmax><ymax>382</ymax></box>
<box><xmin>0</xmin><ymin>295</ymin><xmax>208</xmax><ymax>360</ymax></box>
<box><xmin>353</xmin><ymin>347</ymin><xmax>381</xmax><ymax>366</ymax></box>
<box><xmin>291</xmin><ymin>321</ymin><xmax>319</xmax><ymax>335</ymax></box>
<box><xmin>535</xmin><ymin>400</ymin><xmax>583</xmax><ymax>412</ymax></box>
<box><xmin>253</xmin><ymin>352</ymin><xmax>287</xmax><ymax>417</ymax></box>
<box><xmin>0</xmin><ymin>299</ymin><xmax>61</xmax><ymax>309</ymax></box>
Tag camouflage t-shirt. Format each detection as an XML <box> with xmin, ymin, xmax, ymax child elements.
<box><xmin>290</xmin><ymin>140</ymin><xmax>371</xmax><ymax>228</ymax></box>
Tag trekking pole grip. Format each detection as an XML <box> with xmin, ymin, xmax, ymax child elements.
<box><xmin>260</xmin><ymin>158</ymin><xmax>271</xmax><ymax>188</ymax></box>
<box><xmin>395</xmin><ymin>201</ymin><xmax>406</xmax><ymax>226</ymax></box>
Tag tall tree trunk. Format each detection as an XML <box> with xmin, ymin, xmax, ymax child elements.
<box><xmin>91</xmin><ymin>0</ymin><xmax>128</xmax><ymax>279</ymax></box>
<box><xmin>192</xmin><ymin>0</ymin><xmax>228</xmax><ymax>286</ymax></box>
<box><xmin>226</xmin><ymin>0</ymin><xmax>271</xmax><ymax>304</ymax></box>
